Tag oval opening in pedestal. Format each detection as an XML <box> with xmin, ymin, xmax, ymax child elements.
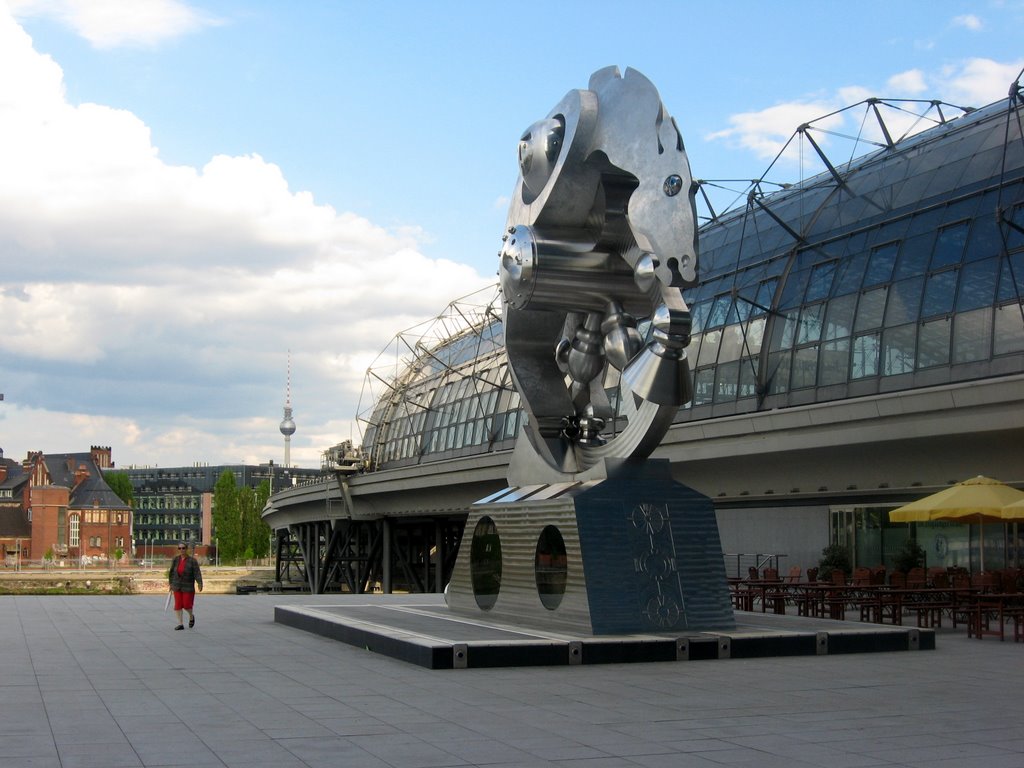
<box><xmin>469</xmin><ymin>516</ymin><xmax>502</xmax><ymax>610</ymax></box>
<box><xmin>534</xmin><ymin>525</ymin><xmax>568</xmax><ymax>610</ymax></box>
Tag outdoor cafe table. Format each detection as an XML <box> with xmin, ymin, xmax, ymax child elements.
<box><xmin>747</xmin><ymin>583</ymin><xmax>978</xmax><ymax>626</ymax></box>
<box><xmin>787</xmin><ymin>582</ymin><xmax>857</xmax><ymax>619</ymax></box>
<box><xmin>856</xmin><ymin>587</ymin><xmax>974</xmax><ymax>627</ymax></box>
<box><xmin>728</xmin><ymin>580</ymin><xmax>1012</xmax><ymax>631</ymax></box>
<box><xmin>729</xmin><ymin>578</ymin><xmax>788</xmax><ymax>613</ymax></box>
<box><xmin>963</xmin><ymin>592</ymin><xmax>1024</xmax><ymax>641</ymax></box>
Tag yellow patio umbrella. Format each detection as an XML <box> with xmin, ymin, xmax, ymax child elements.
<box><xmin>1002</xmin><ymin>497</ymin><xmax>1024</xmax><ymax>519</ymax></box>
<box><xmin>888</xmin><ymin>475</ymin><xmax>1024</xmax><ymax>571</ymax></box>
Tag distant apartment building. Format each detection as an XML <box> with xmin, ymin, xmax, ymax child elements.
<box><xmin>121</xmin><ymin>462</ymin><xmax>321</xmax><ymax>557</ymax></box>
<box><xmin>0</xmin><ymin>446</ymin><xmax>323</xmax><ymax>563</ymax></box>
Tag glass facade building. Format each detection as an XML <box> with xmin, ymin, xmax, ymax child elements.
<box><xmin>124</xmin><ymin>463</ymin><xmax>321</xmax><ymax>549</ymax></box>
<box><xmin>361</xmin><ymin>95</ymin><xmax>1024</xmax><ymax>477</ymax></box>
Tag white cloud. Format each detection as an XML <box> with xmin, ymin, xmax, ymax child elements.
<box><xmin>0</xmin><ymin>7</ymin><xmax>491</xmax><ymax>468</ymax></box>
<box><xmin>9</xmin><ymin>0</ymin><xmax>220</xmax><ymax>49</ymax></box>
<box><xmin>707</xmin><ymin>58</ymin><xmax>1023</xmax><ymax>174</ymax></box>
<box><xmin>938</xmin><ymin>57</ymin><xmax>1024</xmax><ymax>107</ymax></box>
<box><xmin>887</xmin><ymin>69</ymin><xmax>928</xmax><ymax>96</ymax></box>
<box><xmin>705</xmin><ymin>100</ymin><xmax>840</xmax><ymax>161</ymax></box>
<box><xmin>951</xmin><ymin>14</ymin><xmax>983</xmax><ymax>31</ymax></box>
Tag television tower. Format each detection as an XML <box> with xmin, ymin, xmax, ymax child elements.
<box><xmin>279</xmin><ymin>352</ymin><xmax>296</xmax><ymax>467</ymax></box>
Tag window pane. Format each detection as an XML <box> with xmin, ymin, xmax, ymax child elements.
<box><xmin>696</xmin><ymin>329</ymin><xmax>721</xmax><ymax>367</ymax></box>
<box><xmin>797</xmin><ymin>303</ymin><xmax>825</xmax><ymax>344</ymax></box>
<box><xmin>997</xmin><ymin>252</ymin><xmax>1024</xmax><ymax>302</ymax></box>
<box><xmin>931</xmin><ymin>221</ymin><xmax>969</xmax><ymax>269</ymax></box>
<box><xmin>718</xmin><ymin>325</ymin><xmax>745</xmax><ymax>364</ymax></box>
<box><xmin>882</xmin><ymin>324</ymin><xmax>916</xmax><ymax>375</ymax></box>
<box><xmin>885</xmin><ymin>277</ymin><xmax>924</xmax><ymax>326</ymax></box>
<box><xmin>824</xmin><ymin>294</ymin><xmax>856</xmax><ymax>340</ymax></box>
<box><xmin>852</xmin><ymin>333</ymin><xmax>880</xmax><ymax>378</ymax></box>
<box><xmin>819</xmin><ymin>339</ymin><xmax>850</xmax><ymax>385</ymax></box>
<box><xmin>994</xmin><ymin>304</ymin><xmax>1024</xmax><ymax>355</ymax></box>
<box><xmin>692</xmin><ymin>367</ymin><xmax>715</xmax><ymax>405</ymax></box>
<box><xmin>1002</xmin><ymin>202</ymin><xmax>1024</xmax><ymax>251</ymax></box>
<box><xmin>918</xmin><ymin>318</ymin><xmax>951</xmax><ymax>367</ymax></box>
<box><xmin>865</xmin><ymin>243</ymin><xmax>898</xmax><ymax>286</ymax></box>
<box><xmin>792</xmin><ymin>345</ymin><xmax>819</xmax><ymax>389</ymax></box>
<box><xmin>806</xmin><ymin>261</ymin><xmax>836</xmax><ymax>302</ymax></box>
<box><xmin>956</xmin><ymin>257</ymin><xmax>998</xmax><ymax>311</ymax></box>
<box><xmin>744</xmin><ymin>316</ymin><xmax>766</xmax><ymax>356</ymax></box>
<box><xmin>779</xmin><ymin>267</ymin><xmax>810</xmax><ymax>310</ymax></box>
<box><xmin>738</xmin><ymin>358</ymin><xmax>758</xmax><ymax>398</ymax></box>
<box><xmin>771</xmin><ymin>312</ymin><xmax>798</xmax><ymax>350</ymax></box>
<box><xmin>754</xmin><ymin>279</ymin><xmax>777</xmax><ymax>311</ymax></box>
<box><xmin>952</xmin><ymin>307</ymin><xmax>993</xmax><ymax>363</ymax></box>
<box><xmin>906</xmin><ymin>207</ymin><xmax>942</xmax><ymax>237</ymax></box>
<box><xmin>895</xmin><ymin>233</ymin><xmax>933</xmax><ymax>279</ymax></box>
<box><xmin>690</xmin><ymin>301</ymin><xmax>710</xmax><ymax>334</ymax></box>
<box><xmin>714</xmin><ymin>361</ymin><xmax>739</xmax><ymax>402</ymax></box>
<box><xmin>833</xmin><ymin>251</ymin><xmax>868</xmax><ymax>296</ymax></box>
<box><xmin>921</xmin><ymin>269</ymin><xmax>959</xmax><ymax>317</ymax></box>
<box><xmin>767</xmin><ymin>351</ymin><xmax>792</xmax><ymax>394</ymax></box>
<box><xmin>942</xmin><ymin>197</ymin><xmax>980</xmax><ymax>226</ymax></box>
<box><xmin>966</xmin><ymin>192</ymin><xmax>1002</xmax><ymax>262</ymax></box>
<box><xmin>854</xmin><ymin>287</ymin><xmax>888</xmax><ymax>331</ymax></box>
<box><xmin>707</xmin><ymin>295</ymin><xmax>732</xmax><ymax>328</ymax></box>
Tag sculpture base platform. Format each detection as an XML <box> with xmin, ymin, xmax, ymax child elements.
<box><xmin>275</xmin><ymin>598</ymin><xmax>934</xmax><ymax>670</ymax></box>
<box><xmin>446</xmin><ymin>460</ymin><xmax>736</xmax><ymax>635</ymax></box>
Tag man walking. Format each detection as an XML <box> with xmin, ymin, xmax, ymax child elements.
<box><xmin>168</xmin><ymin>542</ymin><xmax>204</xmax><ymax>630</ymax></box>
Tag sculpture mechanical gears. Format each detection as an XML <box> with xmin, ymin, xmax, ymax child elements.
<box><xmin>499</xmin><ymin>66</ymin><xmax>699</xmax><ymax>480</ymax></box>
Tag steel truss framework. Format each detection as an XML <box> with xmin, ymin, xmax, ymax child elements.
<box><xmin>274</xmin><ymin>516</ymin><xmax>466</xmax><ymax>595</ymax></box>
<box><xmin>694</xmin><ymin>97</ymin><xmax>975</xmax><ymax>227</ymax></box>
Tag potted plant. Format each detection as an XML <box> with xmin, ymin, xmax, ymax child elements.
<box><xmin>893</xmin><ymin>539</ymin><xmax>926</xmax><ymax>574</ymax></box>
<box><xmin>817</xmin><ymin>543</ymin><xmax>852</xmax><ymax>583</ymax></box>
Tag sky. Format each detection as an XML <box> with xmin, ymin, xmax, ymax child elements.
<box><xmin>1</xmin><ymin>0</ymin><xmax>1022</xmax><ymax>470</ymax></box>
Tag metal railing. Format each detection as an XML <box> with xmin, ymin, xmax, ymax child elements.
<box><xmin>723</xmin><ymin>553</ymin><xmax>788</xmax><ymax>579</ymax></box>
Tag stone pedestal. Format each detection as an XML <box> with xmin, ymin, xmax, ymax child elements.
<box><xmin>446</xmin><ymin>460</ymin><xmax>735</xmax><ymax>634</ymax></box>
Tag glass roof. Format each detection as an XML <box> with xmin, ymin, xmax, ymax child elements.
<box><xmin>360</xmin><ymin>90</ymin><xmax>1024</xmax><ymax>471</ymax></box>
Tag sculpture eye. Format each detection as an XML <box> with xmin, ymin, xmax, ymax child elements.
<box><xmin>518</xmin><ymin>116</ymin><xmax>565</xmax><ymax>201</ymax></box>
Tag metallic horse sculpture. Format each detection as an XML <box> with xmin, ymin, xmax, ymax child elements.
<box><xmin>500</xmin><ymin>65</ymin><xmax>698</xmax><ymax>483</ymax></box>
<box><xmin>446</xmin><ymin>67</ymin><xmax>734</xmax><ymax>634</ymax></box>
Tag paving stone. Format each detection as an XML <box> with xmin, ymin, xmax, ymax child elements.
<box><xmin>0</xmin><ymin>593</ymin><xmax>1021</xmax><ymax>768</ymax></box>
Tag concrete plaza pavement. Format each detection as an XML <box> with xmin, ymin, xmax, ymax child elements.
<box><xmin>1</xmin><ymin>593</ymin><xmax>1021</xmax><ymax>768</ymax></box>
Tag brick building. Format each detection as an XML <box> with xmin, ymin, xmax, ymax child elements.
<box><xmin>0</xmin><ymin>450</ymin><xmax>31</xmax><ymax>564</ymax></box>
<box><xmin>1</xmin><ymin>446</ymin><xmax>132</xmax><ymax>564</ymax></box>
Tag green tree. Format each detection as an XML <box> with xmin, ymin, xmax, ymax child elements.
<box><xmin>212</xmin><ymin>470</ymin><xmax>241</xmax><ymax>563</ymax></box>
<box><xmin>237</xmin><ymin>480</ymin><xmax>273</xmax><ymax>560</ymax></box>
<box><xmin>238</xmin><ymin>486</ymin><xmax>257</xmax><ymax>559</ymax></box>
<box><xmin>252</xmin><ymin>479</ymin><xmax>272</xmax><ymax>559</ymax></box>
<box><xmin>105</xmin><ymin>471</ymin><xmax>135</xmax><ymax>506</ymax></box>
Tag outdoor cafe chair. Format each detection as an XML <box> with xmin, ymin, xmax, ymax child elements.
<box><xmin>906</xmin><ymin>567</ymin><xmax>927</xmax><ymax>589</ymax></box>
